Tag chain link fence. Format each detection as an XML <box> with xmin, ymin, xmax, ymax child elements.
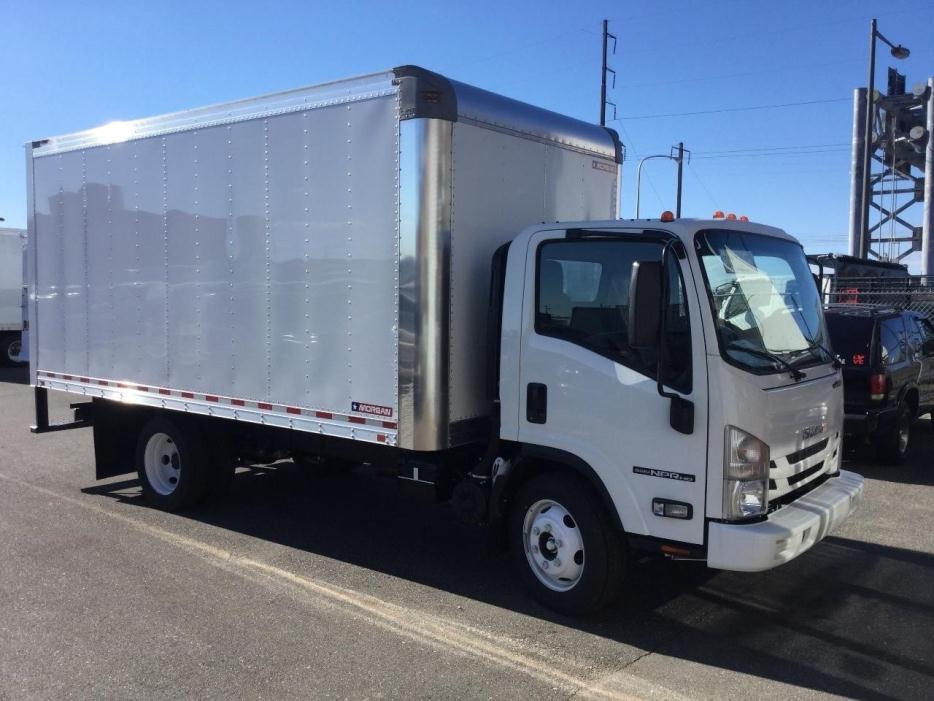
<box><xmin>824</xmin><ymin>276</ymin><xmax>934</xmax><ymax>320</ymax></box>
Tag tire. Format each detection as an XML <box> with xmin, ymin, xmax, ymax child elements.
<box><xmin>877</xmin><ymin>401</ymin><xmax>913</xmax><ymax>464</ymax></box>
<box><xmin>0</xmin><ymin>334</ymin><xmax>23</xmax><ymax>367</ymax></box>
<box><xmin>136</xmin><ymin>415</ymin><xmax>211</xmax><ymax>511</ymax></box>
<box><xmin>509</xmin><ymin>471</ymin><xmax>625</xmax><ymax>615</ymax></box>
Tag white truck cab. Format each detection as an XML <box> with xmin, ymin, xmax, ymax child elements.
<box><xmin>493</xmin><ymin>217</ymin><xmax>862</xmax><ymax>608</ymax></box>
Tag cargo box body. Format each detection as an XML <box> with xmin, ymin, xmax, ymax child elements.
<box><xmin>0</xmin><ymin>228</ymin><xmax>25</xmax><ymax>332</ymax></box>
<box><xmin>27</xmin><ymin>67</ymin><xmax>619</xmax><ymax>451</ymax></box>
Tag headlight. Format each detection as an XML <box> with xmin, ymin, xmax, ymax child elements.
<box><xmin>723</xmin><ymin>426</ymin><xmax>769</xmax><ymax>519</ymax></box>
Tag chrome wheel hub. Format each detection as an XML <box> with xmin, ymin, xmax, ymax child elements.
<box><xmin>522</xmin><ymin>499</ymin><xmax>585</xmax><ymax>592</ymax></box>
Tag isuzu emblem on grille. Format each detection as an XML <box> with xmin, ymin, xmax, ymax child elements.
<box><xmin>802</xmin><ymin>423</ymin><xmax>826</xmax><ymax>440</ymax></box>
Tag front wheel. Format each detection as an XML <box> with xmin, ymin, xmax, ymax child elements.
<box><xmin>509</xmin><ymin>472</ymin><xmax>625</xmax><ymax>615</ymax></box>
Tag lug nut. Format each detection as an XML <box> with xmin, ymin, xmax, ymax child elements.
<box><xmin>555</xmin><ymin>558</ymin><xmax>562</xmax><ymax>567</ymax></box>
<box><xmin>555</xmin><ymin>540</ymin><xmax>563</xmax><ymax>548</ymax></box>
<box><xmin>532</xmin><ymin>527</ymin><xmax>540</xmax><ymax>536</ymax></box>
<box><xmin>532</xmin><ymin>545</ymin><xmax>539</xmax><ymax>553</ymax></box>
<box><xmin>543</xmin><ymin>523</ymin><xmax>552</xmax><ymax>532</ymax></box>
<box><xmin>542</xmin><ymin>561</ymin><xmax>549</xmax><ymax>569</ymax></box>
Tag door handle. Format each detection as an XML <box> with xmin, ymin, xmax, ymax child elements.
<box><xmin>526</xmin><ymin>383</ymin><xmax>547</xmax><ymax>424</ymax></box>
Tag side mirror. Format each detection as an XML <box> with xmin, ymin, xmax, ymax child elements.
<box><xmin>628</xmin><ymin>260</ymin><xmax>663</xmax><ymax>348</ymax></box>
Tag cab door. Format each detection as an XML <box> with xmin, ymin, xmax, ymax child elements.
<box><xmin>516</xmin><ymin>230</ymin><xmax>709</xmax><ymax>545</ymax></box>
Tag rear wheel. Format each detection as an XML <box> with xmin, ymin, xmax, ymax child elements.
<box><xmin>0</xmin><ymin>334</ymin><xmax>23</xmax><ymax>367</ymax></box>
<box><xmin>877</xmin><ymin>401</ymin><xmax>913</xmax><ymax>464</ymax></box>
<box><xmin>136</xmin><ymin>416</ymin><xmax>210</xmax><ymax>510</ymax></box>
<box><xmin>509</xmin><ymin>471</ymin><xmax>625</xmax><ymax>615</ymax></box>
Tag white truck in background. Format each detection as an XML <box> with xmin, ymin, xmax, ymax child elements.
<box><xmin>0</xmin><ymin>227</ymin><xmax>27</xmax><ymax>365</ymax></box>
<box><xmin>26</xmin><ymin>67</ymin><xmax>863</xmax><ymax>614</ymax></box>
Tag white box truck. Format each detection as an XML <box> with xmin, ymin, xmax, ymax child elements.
<box><xmin>26</xmin><ymin>67</ymin><xmax>863</xmax><ymax>613</ymax></box>
<box><xmin>0</xmin><ymin>227</ymin><xmax>27</xmax><ymax>365</ymax></box>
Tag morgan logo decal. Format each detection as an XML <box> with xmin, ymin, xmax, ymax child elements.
<box><xmin>352</xmin><ymin>401</ymin><xmax>393</xmax><ymax>418</ymax></box>
<box><xmin>633</xmin><ymin>466</ymin><xmax>695</xmax><ymax>483</ymax></box>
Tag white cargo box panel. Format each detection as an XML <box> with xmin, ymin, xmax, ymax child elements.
<box><xmin>0</xmin><ymin>228</ymin><xmax>25</xmax><ymax>331</ymax></box>
<box><xmin>26</xmin><ymin>66</ymin><xmax>620</xmax><ymax>450</ymax></box>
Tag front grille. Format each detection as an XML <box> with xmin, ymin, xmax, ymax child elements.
<box><xmin>769</xmin><ymin>438</ymin><xmax>827</xmax><ymax>470</ymax></box>
<box><xmin>768</xmin><ymin>434</ymin><xmax>837</xmax><ymax>505</ymax></box>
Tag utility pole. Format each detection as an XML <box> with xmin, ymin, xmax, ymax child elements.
<box><xmin>675</xmin><ymin>142</ymin><xmax>685</xmax><ymax>218</ymax></box>
<box><xmin>667</xmin><ymin>143</ymin><xmax>690</xmax><ymax>217</ymax></box>
<box><xmin>600</xmin><ymin>20</ymin><xmax>616</xmax><ymax>126</ymax></box>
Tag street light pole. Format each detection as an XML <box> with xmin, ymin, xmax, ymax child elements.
<box><xmin>858</xmin><ymin>18</ymin><xmax>910</xmax><ymax>258</ymax></box>
<box><xmin>635</xmin><ymin>154</ymin><xmax>674</xmax><ymax>218</ymax></box>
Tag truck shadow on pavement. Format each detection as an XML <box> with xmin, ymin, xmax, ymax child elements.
<box><xmin>0</xmin><ymin>366</ymin><xmax>30</xmax><ymax>385</ymax></box>
<box><xmin>85</xmin><ymin>447</ymin><xmax>934</xmax><ymax>701</ymax></box>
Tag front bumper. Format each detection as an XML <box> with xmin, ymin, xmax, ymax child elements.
<box><xmin>707</xmin><ymin>470</ymin><xmax>864</xmax><ymax>572</ymax></box>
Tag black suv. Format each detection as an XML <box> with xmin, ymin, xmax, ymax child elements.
<box><xmin>824</xmin><ymin>306</ymin><xmax>934</xmax><ymax>462</ymax></box>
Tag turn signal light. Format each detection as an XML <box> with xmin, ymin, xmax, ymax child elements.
<box><xmin>739</xmin><ymin>215</ymin><xmax>749</xmax><ymax>222</ymax></box>
<box><xmin>652</xmin><ymin>498</ymin><xmax>692</xmax><ymax>520</ymax></box>
<box><xmin>660</xmin><ymin>210</ymin><xmax>675</xmax><ymax>222</ymax></box>
<box><xmin>870</xmin><ymin>373</ymin><xmax>887</xmax><ymax>401</ymax></box>
<box><xmin>713</xmin><ymin>210</ymin><xmax>725</xmax><ymax>219</ymax></box>
<box><xmin>726</xmin><ymin>212</ymin><xmax>737</xmax><ymax>221</ymax></box>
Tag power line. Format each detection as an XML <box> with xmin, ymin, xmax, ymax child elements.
<box><xmin>616</xmin><ymin>58</ymin><xmax>861</xmax><ymax>91</ymax></box>
<box><xmin>692</xmin><ymin>142</ymin><xmax>850</xmax><ymax>155</ymax></box>
<box><xmin>688</xmin><ymin>162</ymin><xmax>720</xmax><ymax>211</ymax></box>
<box><xmin>692</xmin><ymin>148</ymin><xmax>850</xmax><ymax>161</ymax></box>
<box><xmin>612</xmin><ymin>97</ymin><xmax>850</xmax><ymax>120</ymax></box>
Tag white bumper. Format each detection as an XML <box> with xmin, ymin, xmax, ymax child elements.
<box><xmin>707</xmin><ymin>470</ymin><xmax>864</xmax><ymax>572</ymax></box>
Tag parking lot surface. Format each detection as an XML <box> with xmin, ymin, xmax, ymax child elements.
<box><xmin>1</xmin><ymin>366</ymin><xmax>933</xmax><ymax>700</ymax></box>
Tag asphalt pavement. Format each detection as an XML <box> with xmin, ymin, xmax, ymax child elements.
<box><xmin>1</xmin><ymin>365</ymin><xmax>933</xmax><ymax>700</ymax></box>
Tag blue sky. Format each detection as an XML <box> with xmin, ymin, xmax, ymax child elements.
<box><xmin>2</xmin><ymin>0</ymin><xmax>933</xmax><ymax>265</ymax></box>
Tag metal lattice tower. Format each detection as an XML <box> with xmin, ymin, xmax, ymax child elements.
<box><xmin>848</xmin><ymin>72</ymin><xmax>934</xmax><ymax>274</ymax></box>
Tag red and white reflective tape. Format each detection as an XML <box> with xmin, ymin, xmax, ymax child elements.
<box><xmin>36</xmin><ymin>371</ymin><xmax>398</xmax><ymax>436</ymax></box>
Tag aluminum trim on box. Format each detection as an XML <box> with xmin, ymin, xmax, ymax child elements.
<box><xmin>31</xmin><ymin>72</ymin><xmax>397</xmax><ymax>157</ymax></box>
<box><xmin>450</xmin><ymin>78</ymin><xmax>619</xmax><ymax>162</ymax></box>
<box><xmin>35</xmin><ymin>370</ymin><xmax>398</xmax><ymax>445</ymax></box>
<box><xmin>397</xmin><ymin>118</ymin><xmax>453</xmax><ymax>451</ymax></box>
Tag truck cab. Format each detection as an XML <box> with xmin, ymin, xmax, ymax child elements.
<box><xmin>492</xmin><ymin>217</ymin><xmax>863</xmax><ymax>612</ymax></box>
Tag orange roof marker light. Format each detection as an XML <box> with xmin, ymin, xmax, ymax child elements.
<box><xmin>712</xmin><ymin>210</ymin><xmax>725</xmax><ymax>219</ymax></box>
<box><xmin>739</xmin><ymin>215</ymin><xmax>749</xmax><ymax>222</ymax></box>
<box><xmin>660</xmin><ymin>210</ymin><xmax>675</xmax><ymax>222</ymax></box>
<box><xmin>726</xmin><ymin>213</ymin><xmax>737</xmax><ymax>221</ymax></box>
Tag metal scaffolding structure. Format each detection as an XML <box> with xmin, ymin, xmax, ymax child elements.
<box><xmin>848</xmin><ymin>72</ymin><xmax>934</xmax><ymax>275</ymax></box>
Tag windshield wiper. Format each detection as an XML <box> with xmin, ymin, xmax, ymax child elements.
<box><xmin>795</xmin><ymin>342</ymin><xmax>843</xmax><ymax>369</ymax></box>
<box><xmin>725</xmin><ymin>342</ymin><xmax>805</xmax><ymax>381</ymax></box>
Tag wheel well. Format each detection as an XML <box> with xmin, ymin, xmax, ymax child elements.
<box><xmin>902</xmin><ymin>387</ymin><xmax>919</xmax><ymax>416</ymax></box>
<box><xmin>501</xmin><ymin>446</ymin><xmax>624</xmax><ymax>532</ymax></box>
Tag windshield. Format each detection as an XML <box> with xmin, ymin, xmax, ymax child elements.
<box><xmin>696</xmin><ymin>229</ymin><xmax>829</xmax><ymax>374</ymax></box>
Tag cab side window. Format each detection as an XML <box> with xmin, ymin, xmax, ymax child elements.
<box><xmin>879</xmin><ymin>317</ymin><xmax>907</xmax><ymax>365</ymax></box>
<box><xmin>536</xmin><ymin>238</ymin><xmax>692</xmax><ymax>392</ymax></box>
